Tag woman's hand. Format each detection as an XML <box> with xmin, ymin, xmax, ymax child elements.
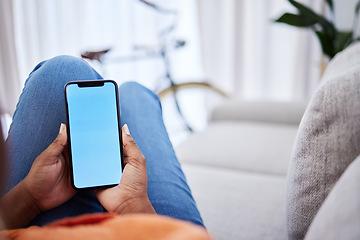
<box><xmin>95</xmin><ymin>124</ymin><xmax>155</xmax><ymax>215</ymax></box>
<box><xmin>0</xmin><ymin>123</ymin><xmax>76</xmax><ymax>229</ymax></box>
<box><xmin>23</xmin><ymin>123</ymin><xmax>76</xmax><ymax>211</ymax></box>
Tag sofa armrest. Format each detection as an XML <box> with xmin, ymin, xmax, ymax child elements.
<box><xmin>210</xmin><ymin>100</ymin><xmax>308</xmax><ymax>125</ymax></box>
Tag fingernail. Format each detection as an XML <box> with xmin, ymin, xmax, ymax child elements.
<box><xmin>123</xmin><ymin>124</ymin><xmax>130</xmax><ymax>135</ymax></box>
<box><xmin>59</xmin><ymin>123</ymin><xmax>65</xmax><ymax>134</ymax></box>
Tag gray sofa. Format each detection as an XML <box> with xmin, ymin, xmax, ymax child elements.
<box><xmin>175</xmin><ymin>42</ymin><xmax>360</xmax><ymax>240</ymax></box>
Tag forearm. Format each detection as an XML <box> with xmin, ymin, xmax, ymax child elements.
<box><xmin>0</xmin><ymin>181</ymin><xmax>41</xmax><ymax>229</ymax></box>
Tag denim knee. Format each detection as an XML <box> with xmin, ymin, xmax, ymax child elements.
<box><xmin>44</xmin><ymin>55</ymin><xmax>90</xmax><ymax>69</ymax></box>
<box><xmin>119</xmin><ymin>82</ymin><xmax>162</xmax><ymax>109</ymax></box>
<box><xmin>27</xmin><ymin>55</ymin><xmax>102</xmax><ymax>88</ymax></box>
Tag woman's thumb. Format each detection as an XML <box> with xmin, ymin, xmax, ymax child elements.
<box><xmin>48</xmin><ymin>123</ymin><xmax>67</xmax><ymax>156</ymax></box>
<box><xmin>122</xmin><ymin>124</ymin><xmax>145</xmax><ymax>165</ymax></box>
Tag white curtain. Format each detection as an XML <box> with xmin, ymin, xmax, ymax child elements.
<box><xmin>12</xmin><ymin>0</ymin><xmax>204</xmax><ymax>87</ymax></box>
<box><xmin>0</xmin><ymin>0</ymin><xmax>22</xmax><ymax>115</ymax></box>
<box><xmin>198</xmin><ymin>0</ymin><xmax>324</xmax><ymax>103</ymax></box>
<box><xmin>8</xmin><ymin>0</ymin><xmax>206</xmax><ymax>142</ymax></box>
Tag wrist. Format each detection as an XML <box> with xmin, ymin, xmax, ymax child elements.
<box><xmin>114</xmin><ymin>196</ymin><xmax>156</xmax><ymax>215</ymax></box>
<box><xmin>0</xmin><ymin>180</ymin><xmax>41</xmax><ymax>229</ymax></box>
<box><xmin>19</xmin><ymin>179</ymin><xmax>42</xmax><ymax>216</ymax></box>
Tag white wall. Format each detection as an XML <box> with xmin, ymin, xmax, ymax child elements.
<box><xmin>334</xmin><ymin>0</ymin><xmax>360</xmax><ymax>34</ymax></box>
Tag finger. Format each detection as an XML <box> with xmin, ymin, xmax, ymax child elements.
<box><xmin>122</xmin><ymin>124</ymin><xmax>145</xmax><ymax>165</ymax></box>
<box><xmin>46</xmin><ymin>123</ymin><xmax>67</xmax><ymax>157</ymax></box>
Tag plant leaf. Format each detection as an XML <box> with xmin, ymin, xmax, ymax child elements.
<box><xmin>354</xmin><ymin>1</ymin><xmax>360</xmax><ymax>24</ymax></box>
<box><xmin>289</xmin><ymin>0</ymin><xmax>336</xmax><ymax>38</ymax></box>
<box><xmin>275</xmin><ymin>13</ymin><xmax>317</xmax><ymax>27</ymax></box>
<box><xmin>356</xmin><ymin>0</ymin><xmax>360</xmax><ymax>14</ymax></box>
<box><xmin>335</xmin><ymin>31</ymin><xmax>353</xmax><ymax>53</ymax></box>
<box><xmin>325</xmin><ymin>0</ymin><xmax>333</xmax><ymax>11</ymax></box>
<box><xmin>315</xmin><ymin>31</ymin><xmax>335</xmax><ymax>59</ymax></box>
<box><xmin>351</xmin><ymin>1</ymin><xmax>360</xmax><ymax>34</ymax></box>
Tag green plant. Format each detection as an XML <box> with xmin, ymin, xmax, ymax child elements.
<box><xmin>275</xmin><ymin>0</ymin><xmax>360</xmax><ymax>59</ymax></box>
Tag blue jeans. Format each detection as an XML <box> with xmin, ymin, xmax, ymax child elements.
<box><xmin>5</xmin><ymin>55</ymin><xmax>203</xmax><ymax>226</ymax></box>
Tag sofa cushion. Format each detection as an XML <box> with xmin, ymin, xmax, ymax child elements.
<box><xmin>286</xmin><ymin>43</ymin><xmax>360</xmax><ymax>240</ymax></box>
<box><xmin>211</xmin><ymin>101</ymin><xmax>307</xmax><ymax>125</ymax></box>
<box><xmin>182</xmin><ymin>163</ymin><xmax>287</xmax><ymax>240</ymax></box>
<box><xmin>304</xmin><ymin>155</ymin><xmax>360</xmax><ymax>240</ymax></box>
<box><xmin>176</xmin><ymin>121</ymin><xmax>298</xmax><ymax>176</ymax></box>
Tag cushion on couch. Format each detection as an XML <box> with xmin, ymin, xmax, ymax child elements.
<box><xmin>181</xmin><ymin>163</ymin><xmax>288</xmax><ymax>240</ymax></box>
<box><xmin>176</xmin><ymin>121</ymin><xmax>298</xmax><ymax>176</ymax></box>
<box><xmin>304</xmin><ymin>155</ymin><xmax>360</xmax><ymax>240</ymax></box>
<box><xmin>211</xmin><ymin>101</ymin><xmax>307</xmax><ymax>125</ymax></box>
<box><xmin>176</xmin><ymin>101</ymin><xmax>304</xmax><ymax>240</ymax></box>
<box><xmin>286</xmin><ymin>43</ymin><xmax>360</xmax><ymax>240</ymax></box>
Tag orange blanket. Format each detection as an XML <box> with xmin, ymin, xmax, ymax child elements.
<box><xmin>0</xmin><ymin>213</ymin><xmax>211</xmax><ymax>240</ymax></box>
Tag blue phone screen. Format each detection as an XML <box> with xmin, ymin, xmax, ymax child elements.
<box><xmin>66</xmin><ymin>81</ymin><xmax>122</xmax><ymax>189</ymax></box>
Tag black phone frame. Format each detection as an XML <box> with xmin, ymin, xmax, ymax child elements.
<box><xmin>64</xmin><ymin>79</ymin><xmax>124</xmax><ymax>190</ymax></box>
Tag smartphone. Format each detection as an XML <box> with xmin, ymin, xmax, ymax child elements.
<box><xmin>64</xmin><ymin>80</ymin><xmax>123</xmax><ymax>189</ymax></box>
